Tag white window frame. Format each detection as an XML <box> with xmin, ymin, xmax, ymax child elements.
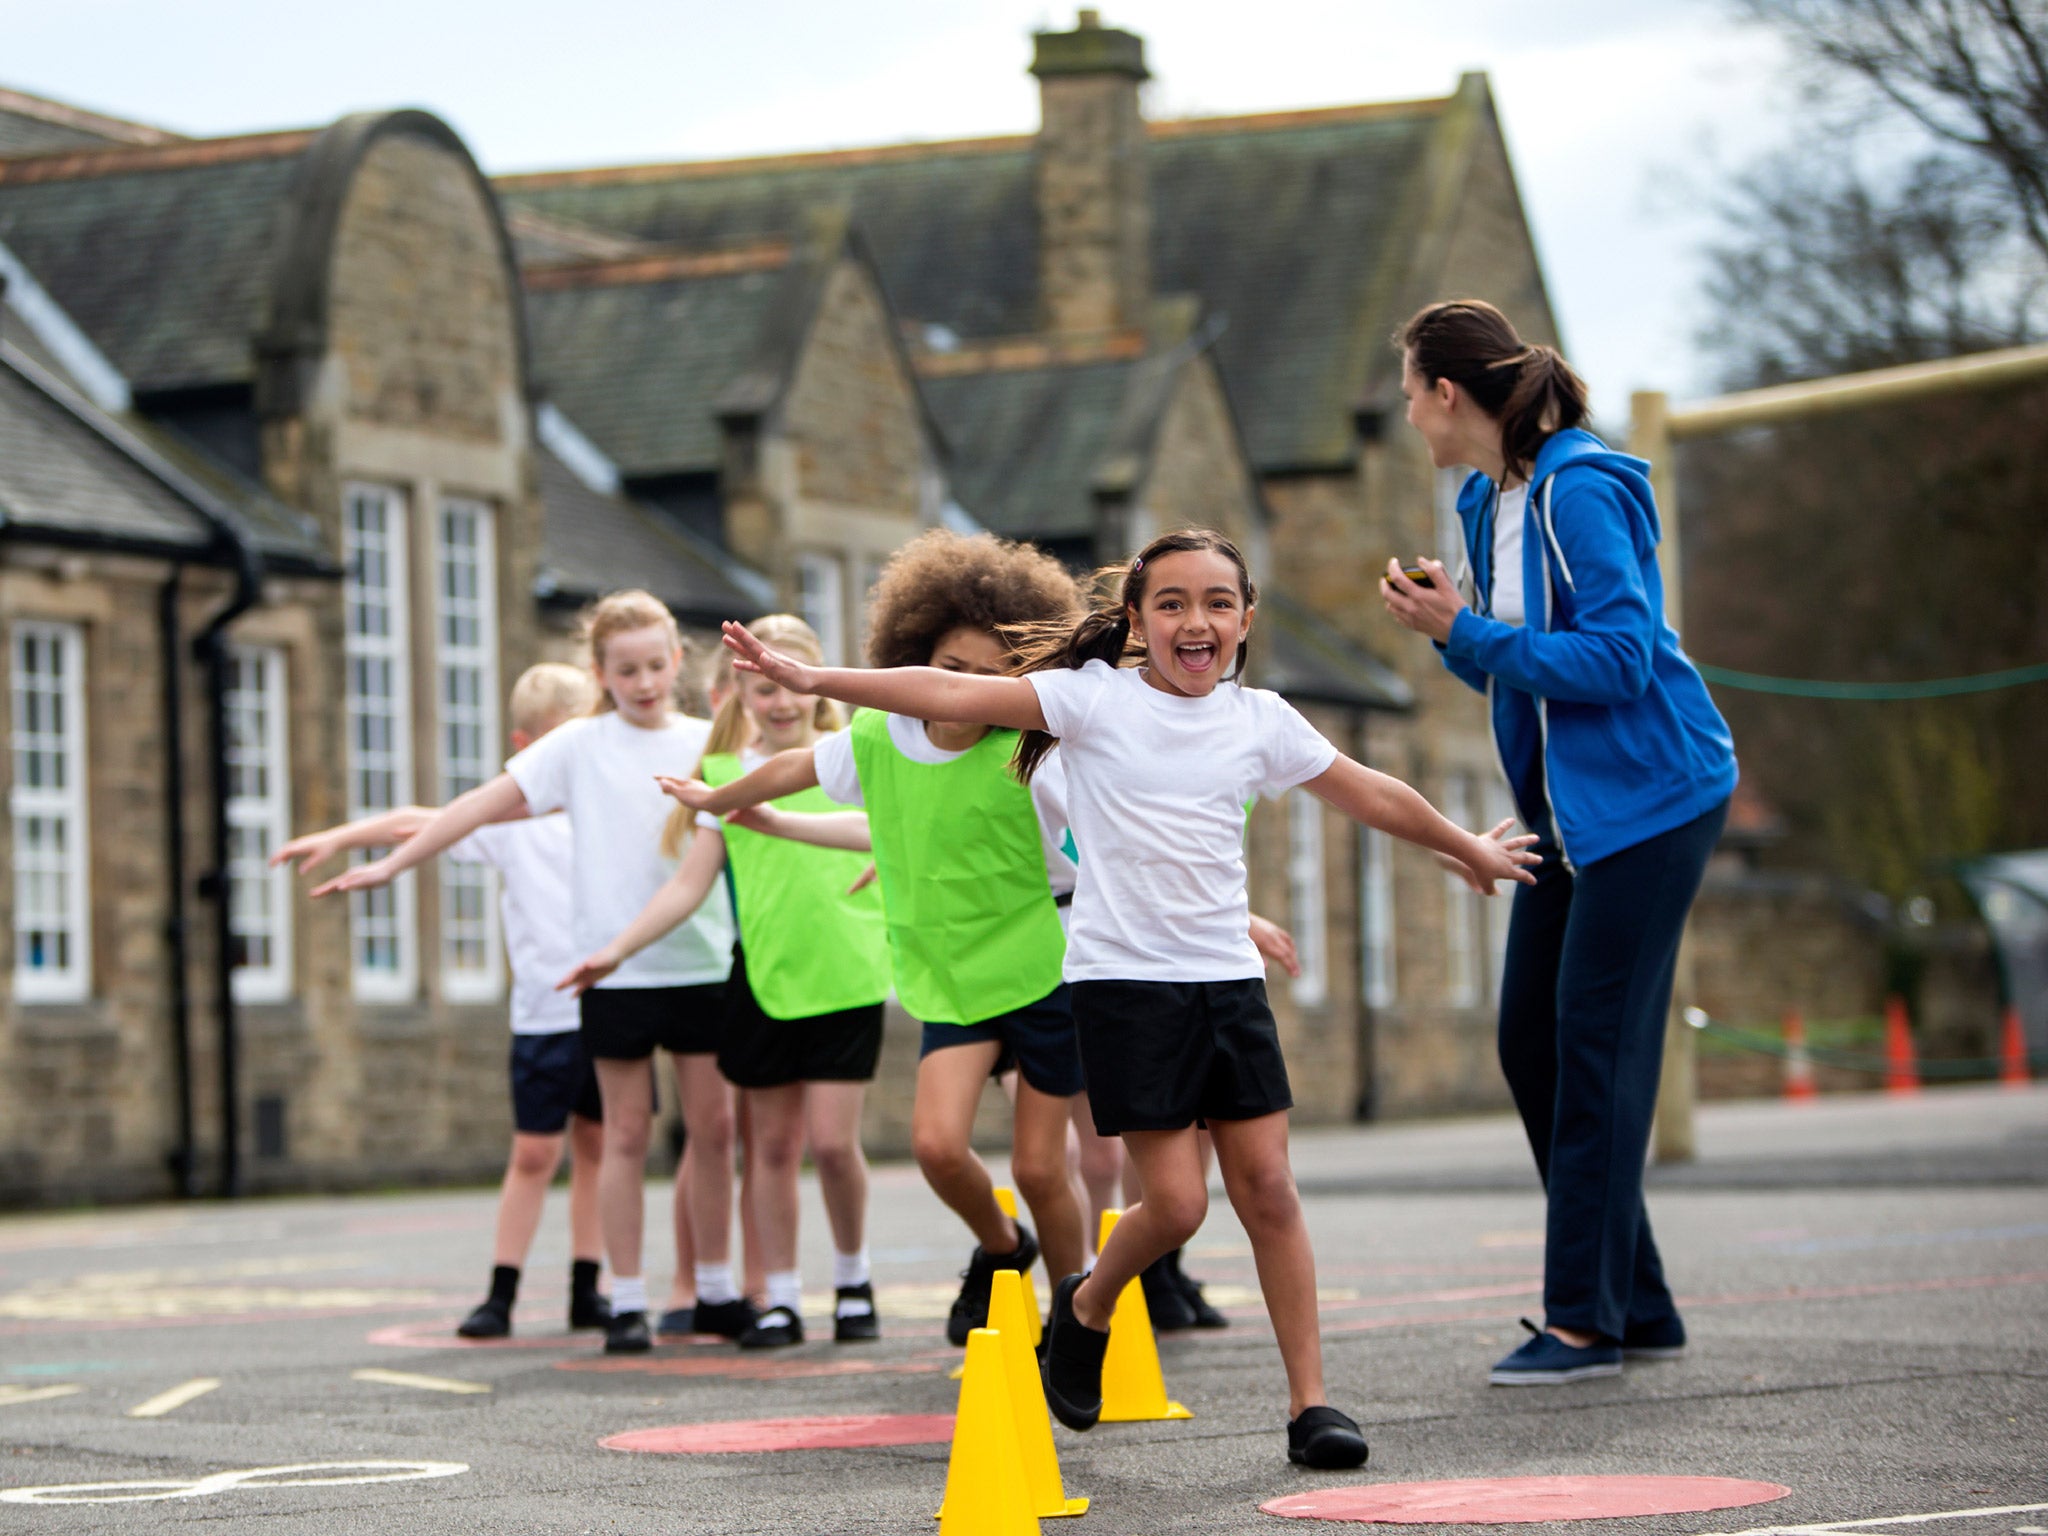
<box><xmin>1443</xmin><ymin>771</ymin><xmax>1481</xmax><ymax>1008</ymax></box>
<box><xmin>10</xmin><ymin>621</ymin><xmax>90</xmax><ymax>1002</ymax></box>
<box><xmin>1434</xmin><ymin>465</ymin><xmax>1470</xmax><ymax>573</ymax></box>
<box><xmin>795</xmin><ymin>551</ymin><xmax>847</xmax><ymax>666</ymax></box>
<box><xmin>1484</xmin><ymin>777</ymin><xmax>1517</xmax><ymax>1003</ymax></box>
<box><xmin>342</xmin><ymin>481</ymin><xmax>417</xmax><ymax>1003</ymax></box>
<box><xmin>224</xmin><ymin>645</ymin><xmax>293</xmax><ymax>1004</ymax></box>
<box><xmin>1286</xmin><ymin>789</ymin><xmax>1328</xmax><ymax>1007</ymax></box>
<box><xmin>435</xmin><ymin>496</ymin><xmax>504</xmax><ymax>1002</ymax></box>
<box><xmin>1359</xmin><ymin>825</ymin><xmax>1397</xmax><ymax>1009</ymax></box>
<box><xmin>856</xmin><ymin>553</ymin><xmax>889</xmax><ymax>656</ymax></box>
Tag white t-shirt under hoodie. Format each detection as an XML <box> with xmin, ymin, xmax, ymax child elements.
<box><xmin>1026</xmin><ymin>661</ymin><xmax>1338</xmax><ymax>983</ymax></box>
<box><xmin>505</xmin><ymin>711</ymin><xmax>734</xmax><ymax>989</ymax></box>
<box><xmin>449</xmin><ymin>814</ymin><xmax>580</xmax><ymax>1034</ymax></box>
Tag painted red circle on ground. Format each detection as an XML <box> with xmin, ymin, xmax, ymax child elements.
<box><xmin>602</xmin><ymin>1413</ymin><xmax>956</xmax><ymax>1455</ymax></box>
<box><xmin>1262</xmin><ymin>1476</ymin><xmax>1791</xmax><ymax>1525</ymax></box>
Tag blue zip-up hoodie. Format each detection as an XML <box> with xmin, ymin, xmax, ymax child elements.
<box><xmin>1436</xmin><ymin>428</ymin><xmax>1737</xmax><ymax>868</ymax></box>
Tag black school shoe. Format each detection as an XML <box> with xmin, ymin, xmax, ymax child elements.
<box><xmin>946</xmin><ymin>1223</ymin><xmax>1040</xmax><ymax>1346</ymax></box>
<box><xmin>568</xmin><ymin>1291</ymin><xmax>612</xmax><ymax>1331</ymax></box>
<box><xmin>456</xmin><ymin>1296</ymin><xmax>512</xmax><ymax>1339</ymax></box>
<box><xmin>738</xmin><ymin>1306</ymin><xmax>804</xmax><ymax>1349</ymax></box>
<box><xmin>1041</xmin><ymin>1274</ymin><xmax>1109</xmax><ymax>1432</ymax></box>
<box><xmin>1140</xmin><ymin>1252</ymin><xmax>1200</xmax><ymax>1332</ymax></box>
<box><xmin>691</xmin><ymin>1297</ymin><xmax>759</xmax><ymax>1339</ymax></box>
<box><xmin>1178</xmin><ymin>1259</ymin><xmax>1230</xmax><ymax>1330</ymax></box>
<box><xmin>1288</xmin><ymin>1406</ymin><xmax>1370</xmax><ymax>1469</ymax></box>
<box><xmin>833</xmin><ymin>1283</ymin><xmax>881</xmax><ymax>1342</ymax></box>
<box><xmin>603</xmin><ymin>1310</ymin><xmax>652</xmax><ymax>1354</ymax></box>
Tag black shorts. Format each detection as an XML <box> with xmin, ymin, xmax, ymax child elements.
<box><xmin>717</xmin><ymin>947</ymin><xmax>885</xmax><ymax>1089</ymax></box>
<box><xmin>579</xmin><ymin>982</ymin><xmax>727</xmax><ymax>1060</ymax></box>
<box><xmin>1070</xmin><ymin>978</ymin><xmax>1293</xmax><ymax>1135</ymax></box>
<box><xmin>919</xmin><ymin>984</ymin><xmax>1085</xmax><ymax>1099</ymax></box>
<box><xmin>509</xmin><ymin>1031</ymin><xmax>604</xmax><ymax>1134</ymax></box>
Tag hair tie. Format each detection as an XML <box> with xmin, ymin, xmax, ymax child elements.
<box><xmin>1130</xmin><ymin>556</ymin><xmax>1144</xmax><ymax>573</ymax></box>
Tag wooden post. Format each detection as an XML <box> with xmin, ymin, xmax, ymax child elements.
<box><xmin>1632</xmin><ymin>391</ymin><xmax>1697</xmax><ymax>1165</ymax></box>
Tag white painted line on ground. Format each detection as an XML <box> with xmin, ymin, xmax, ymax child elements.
<box><xmin>350</xmin><ymin>1368</ymin><xmax>490</xmax><ymax>1395</ymax></box>
<box><xmin>1700</xmin><ymin>1502</ymin><xmax>2048</xmax><ymax>1535</ymax></box>
<box><xmin>0</xmin><ymin>1384</ymin><xmax>81</xmax><ymax>1407</ymax></box>
<box><xmin>126</xmin><ymin>1378</ymin><xmax>221</xmax><ymax>1418</ymax></box>
<box><xmin>0</xmin><ymin>1461</ymin><xmax>468</xmax><ymax>1505</ymax></box>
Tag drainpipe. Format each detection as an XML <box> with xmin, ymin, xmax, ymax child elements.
<box><xmin>159</xmin><ymin>570</ymin><xmax>198</xmax><ymax>1198</ymax></box>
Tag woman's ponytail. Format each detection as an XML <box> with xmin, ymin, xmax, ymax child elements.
<box><xmin>1398</xmin><ymin>302</ymin><xmax>1588</xmax><ymax>481</ymax></box>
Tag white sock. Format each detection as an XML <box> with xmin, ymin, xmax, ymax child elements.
<box><xmin>764</xmin><ymin>1269</ymin><xmax>803</xmax><ymax>1316</ymax></box>
<box><xmin>694</xmin><ymin>1263</ymin><xmax>738</xmax><ymax>1306</ymax></box>
<box><xmin>832</xmin><ymin>1248</ymin><xmax>871</xmax><ymax>1290</ymax></box>
<box><xmin>610</xmin><ymin>1275</ymin><xmax>647</xmax><ymax>1316</ymax></box>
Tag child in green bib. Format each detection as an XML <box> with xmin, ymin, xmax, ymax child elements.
<box><xmin>562</xmin><ymin>616</ymin><xmax>889</xmax><ymax>1350</ymax></box>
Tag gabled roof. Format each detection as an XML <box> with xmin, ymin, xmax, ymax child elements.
<box><xmin>1255</xmin><ymin>590</ymin><xmax>1414</xmax><ymax>712</ymax></box>
<box><xmin>0</xmin><ymin>85</ymin><xmax>182</xmax><ymax>158</ymax></box>
<box><xmin>497</xmin><ymin>96</ymin><xmax>1456</xmax><ymax>472</ymax></box>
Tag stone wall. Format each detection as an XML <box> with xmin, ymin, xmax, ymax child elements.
<box><xmin>1134</xmin><ymin>358</ymin><xmax>1261</xmax><ymax>548</ymax></box>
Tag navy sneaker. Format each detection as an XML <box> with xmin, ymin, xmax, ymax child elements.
<box><xmin>1622</xmin><ymin>1315</ymin><xmax>1687</xmax><ymax>1361</ymax></box>
<box><xmin>654</xmin><ymin>1305</ymin><xmax>694</xmax><ymax>1337</ymax></box>
<box><xmin>1488</xmin><ymin>1318</ymin><xmax>1622</xmax><ymax>1386</ymax></box>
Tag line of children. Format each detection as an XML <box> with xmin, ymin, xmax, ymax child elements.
<box><xmin>276</xmin><ymin>663</ymin><xmax>612</xmax><ymax>1338</ymax></box>
<box><xmin>715</xmin><ymin>526</ymin><xmax>1540</xmax><ymax>1469</ymax></box>
<box><xmin>315</xmin><ymin>592</ymin><xmax>749</xmax><ymax>1355</ymax></box>
<box><xmin>559</xmin><ymin>615</ymin><xmax>891</xmax><ymax>1349</ymax></box>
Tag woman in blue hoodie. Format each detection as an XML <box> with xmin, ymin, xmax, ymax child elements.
<box><xmin>1382</xmin><ymin>300</ymin><xmax>1737</xmax><ymax>1387</ymax></box>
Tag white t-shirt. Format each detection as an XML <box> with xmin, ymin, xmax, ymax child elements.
<box><xmin>505</xmin><ymin>711</ymin><xmax>734</xmax><ymax>988</ymax></box>
<box><xmin>812</xmin><ymin>712</ymin><xmax>1077</xmax><ymax>899</ymax></box>
<box><xmin>448</xmin><ymin>815</ymin><xmax>579</xmax><ymax>1034</ymax></box>
<box><xmin>1028</xmin><ymin>661</ymin><xmax>1338</xmax><ymax>982</ymax></box>
<box><xmin>1492</xmin><ymin>483</ymin><xmax>1528</xmax><ymax>626</ymax></box>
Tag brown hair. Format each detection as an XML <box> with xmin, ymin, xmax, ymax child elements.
<box><xmin>1398</xmin><ymin>300</ymin><xmax>1589</xmax><ymax>481</ymax></box>
<box><xmin>1008</xmin><ymin>527</ymin><xmax>1258</xmax><ymax>782</ymax></box>
<box><xmin>577</xmin><ymin>589</ymin><xmax>685</xmax><ymax>714</ymax></box>
<box><xmin>864</xmin><ymin>529</ymin><xmax>1081</xmax><ymax>672</ymax></box>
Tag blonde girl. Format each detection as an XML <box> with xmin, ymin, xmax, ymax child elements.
<box><xmin>315</xmin><ymin>591</ymin><xmax>746</xmax><ymax>1355</ymax></box>
<box><xmin>561</xmin><ymin>616</ymin><xmax>889</xmax><ymax>1349</ymax></box>
<box><xmin>714</xmin><ymin>529</ymin><xmax>1540</xmax><ymax>1469</ymax></box>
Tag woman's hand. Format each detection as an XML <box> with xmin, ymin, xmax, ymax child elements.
<box><xmin>723</xmin><ymin>621</ymin><xmax>821</xmax><ymax>692</ymax></box>
<box><xmin>1447</xmin><ymin>818</ymin><xmax>1541</xmax><ymax>895</ymax></box>
<box><xmin>310</xmin><ymin>854</ymin><xmax>401</xmax><ymax>899</ymax></box>
<box><xmin>557</xmin><ymin>948</ymin><xmax>623</xmax><ymax>996</ymax></box>
<box><xmin>655</xmin><ymin>775</ymin><xmax>716</xmax><ymax>811</ymax></box>
<box><xmin>1381</xmin><ymin>557</ymin><xmax>1466</xmax><ymax>645</ymax></box>
<box><xmin>1248</xmin><ymin>912</ymin><xmax>1302</xmax><ymax>979</ymax></box>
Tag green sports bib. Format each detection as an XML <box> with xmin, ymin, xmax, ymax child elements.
<box><xmin>700</xmin><ymin>751</ymin><xmax>890</xmax><ymax>1020</ymax></box>
<box><xmin>849</xmin><ymin>711</ymin><xmax>1065</xmax><ymax>1025</ymax></box>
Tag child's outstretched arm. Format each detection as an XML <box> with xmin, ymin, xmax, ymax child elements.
<box><xmin>309</xmin><ymin>774</ymin><xmax>529</xmax><ymax>898</ymax></box>
<box><xmin>273</xmin><ymin>806</ymin><xmax>438</xmax><ymax>878</ymax></box>
<box><xmin>722</xmin><ymin>620</ymin><xmax>1046</xmax><ymax>731</ymax></box>
<box><xmin>726</xmin><ymin>805</ymin><xmax>874</xmax><ymax>853</ymax></box>
<box><xmin>1306</xmin><ymin>756</ymin><xmax>1540</xmax><ymax>895</ymax></box>
<box><xmin>557</xmin><ymin>828</ymin><xmax>727</xmax><ymax>995</ymax></box>
<box><xmin>656</xmin><ymin>744</ymin><xmax>820</xmax><ymax>819</ymax></box>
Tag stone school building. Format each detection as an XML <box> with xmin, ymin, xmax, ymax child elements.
<box><xmin>0</xmin><ymin>13</ymin><xmax>1561</xmax><ymax>1205</ymax></box>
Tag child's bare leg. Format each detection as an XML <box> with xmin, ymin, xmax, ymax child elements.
<box><xmin>1071</xmin><ymin>1094</ymin><xmax>1123</xmax><ymax>1251</ymax></box>
<box><xmin>744</xmin><ymin>1084</ymin><xmax>806</xmax><ymax>1275</ymax></box>
<box><xmin>737</xmin><ymin>1095</ymin><xmax>767</xmax><ymax>1302</ymax></box>
<box><xmin>593</xmin><ymin>1059</ymin><xmax>655</xmax><ymax>1282</ymax></box>
<box><xmin>910</xmin><ymin>1042</ymin><xmax>1015</xmax><ymax>1251</ymax></box>
<box><xmin>672</xmin><ymin>1054</ymin><xmax>737</xmax><ymax>1269</ymax></box>
<box><xmin>1013</xmin><ymin>1083</ymin><xmax>1087</xmax><ymax>1281</ymax></box>
<box><xmin>666</xmin><ymin>1144</ymin><xmax>696</xmax><ymax>1311</ymax></box>
<box><xmin>1072</xmin><ymin>1128</ymin><xmax>1205</xmax><ymax>1329</ymax></box>
<box><xmin>805</xmin><ymin>1082</ymin><xmax>870</xmax><ymax>1256</ymax></box>
<box><xmin>492</xmin><ymin>1131</ymin><xmax>566</xmax><ymax>1268</ymax></box>
<box><xmin>566</xmin><ymin>1114</ymin><xmax>604</xmax><ymax>1264</ymax></box>
<box><xmin>1210</xmin><ymin>1110</ymin><xmax>1325</xmax><ymax>1416</ymax></box>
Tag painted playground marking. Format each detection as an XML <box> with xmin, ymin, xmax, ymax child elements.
<box><xmin>602</xmin><ymin>1413</ymin><xmax>956</xmax><ymax>1455</ymax></box>
<box><xmin>366</xmin><ymin>1318</ymin><xmax>600</xmax><ymax>1350</ymax></box>
<box><xmin>126</xmin><ymin>1378</ymin><xmax>220</xmax><ymax>1418</ymax></box>
<box><xmin>1694</xmin><ymin>1501</ymin><xmax>2048</xmax><ymax>1535</ymax></box>
<box><xmin>560</xmin><ymin>1350</ymin><xmax>956</xmax><ymax>1383</ymax></box>
<box><xmin>0</xmin><ymin>1461</ymin><xmax>468</xmax><ymax>1506</ymax></box>
<box><xmin>351</xmin><ymin>1368</ymin><xmax>490</xmax><ymax>1395</ymax></box>
<box><xmin>1262</xmin><ymin>1476</ymin><xmax>1792</xmax><ymax>1525</ymax></box>
<box><xmin>0</xmin><ymin>1385</ymin><xmax>81</xmax><ymax>1408</ymax></box>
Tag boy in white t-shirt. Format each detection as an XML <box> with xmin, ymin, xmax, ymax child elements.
<box><xmin>275</xmin><ymin>664</ymin><xmax>614</xmax><ymax>1338</ymax></box>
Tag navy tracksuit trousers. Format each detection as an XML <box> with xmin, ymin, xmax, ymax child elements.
<box><xmin>1497</xmin><ymin>799</ymin><xmax>1728</xmax><ymax>1342</ymax></box>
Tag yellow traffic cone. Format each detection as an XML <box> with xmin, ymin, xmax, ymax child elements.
<box><xmin>994</xmin><ymin>1187</ymin><xmax>1044</xmax><ymax>1350</ymax></box>
<box><xmin>990</xmin><ymin>1269</ymin><xmax>1088</xmax><ymax>1518</ymax></box>
<box><xmin>938</xmin><ymin>1329</ymin><xmax>1041</xmax><ymax>1536</ymax></box>
<box><xmin>1095</xmin><ymin>1209</ymin><xmax>1192</xmax><ymax>1423</ymax></box>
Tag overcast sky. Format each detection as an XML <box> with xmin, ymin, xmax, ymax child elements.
<box><xmin>5</xmin><ymin>0</ymin><xmax>1798</xmax><ymax>424</ymax></box>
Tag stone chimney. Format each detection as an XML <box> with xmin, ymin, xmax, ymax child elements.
<box><xmin>1031</xmin><ymin>9</ymin><xmax>1152</xmax><ymax>334</ymax></box>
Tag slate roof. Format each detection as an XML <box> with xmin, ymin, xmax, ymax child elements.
<box><xmin>535</xmin><ymin>444</ymin><xmax>768</xmax><ymax>625</ymax></box>
<box><xmin>0</xmin><ymin>86</ymin><xmax>181</xmax><ymax>158</ymax></box>
<box><xmin>498</xmin><ymin>98</ymin><xmax>1451</xmax><ymax>472</ymax></box>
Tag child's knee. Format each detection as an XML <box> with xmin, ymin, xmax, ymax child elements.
<box><xmin>810</xmin><ymin>1136</ymin><xmax>863</xmax><ymax>1181</ymax></box>
<box><xmin>1228</xmin><ymin>1161</ymin><xmax>1300</xmax><ymax>1229</ymax></box>
<box><xmin>1011</xmin><ymin>1145</ymin><xmax>1068</xmax><ymax>1205</ymax></box>
<box><xmin>508</xmin><ymin>1135</ymin><xmax>560</xmax><ymax>1179</ymax></box>
<box><xmin>911</xmin><ymin>1127</ymin><xmax>967</xmax><ymax>1181</ymax></box>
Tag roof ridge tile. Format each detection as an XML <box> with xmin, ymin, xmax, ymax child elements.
<box><xmin>0</xmin><ymin>129</ymin><xmax>314</xmax><ymax>186</ymax></box>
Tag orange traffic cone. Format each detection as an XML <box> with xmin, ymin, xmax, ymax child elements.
<box><xmin>1999</xmin><ymin>1007</ymin><xmax>2032</xmax><ymax>1089</ymax></box>
<box><xmin>1095</xmin><ymin>1209</ymin><xmax>1192</xmax><ymax>1424</ymax></box>
<box><xmin>1884</xmin><ymin>996</ymin><xmax>1920</xmax><ymax>1095</ymax></box>
<box><xmin>1782</xmin><ymin>1010</ymin><xmax>1817</xmax><ymax>1102</ymax></box>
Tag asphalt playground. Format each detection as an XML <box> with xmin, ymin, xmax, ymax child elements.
<box><xmin>1</xmin><ymin>1084</ymin><xmax>2042</xmax><ymax>1534</ymax></box>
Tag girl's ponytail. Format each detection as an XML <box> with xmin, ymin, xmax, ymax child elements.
<box><xmin>1398</xmin><ymin>302</ymin><xmax>1588</xmax><ymax>481</ymax></box>
<box><xmin>1496</xmin><ymin>342</ymin><xmax>1588</xmax><ymax>482</ymax></box>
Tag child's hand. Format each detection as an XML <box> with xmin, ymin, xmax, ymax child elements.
<box><xmin>557</xmin><ymin>948</ymin><xmax>622</xmax><ymax>996</ymax></box>
<box><xmin>722</xmin><ymin>621</ymin><xmax>819</xmax><ymax>692</ymax></box>
<box><xmin>1248</xmin><ymin>912</ymin><xmax>1301</xmax><ymax>979</ymax></box>
<box><xmin>846</xmin><ymin>861</ymin><xmax>879</xmax><ymax>896</ymax></box>
<box><xmin>272</xmin><ymin>829</ymin><xmax>349</xmax><ymax>877</ymax></box>
<box><xmin>723</xmin><ymin>804</ymin><xmax>778</xmax><ymax>835</ymax></box>
<box><xmin>654</xmin><ymin>775</ymin><xmax>716</xmax><ymax>810</ymax></box>
<box><xmin>309</xmin><ymin>855</ymin><xmax>400</xmax><ymax>899</ymax></box>
<box><xmin>1449</xmin><ymin>818</ymin><xmax>1541</xmax><ymax>895</ymax></box>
